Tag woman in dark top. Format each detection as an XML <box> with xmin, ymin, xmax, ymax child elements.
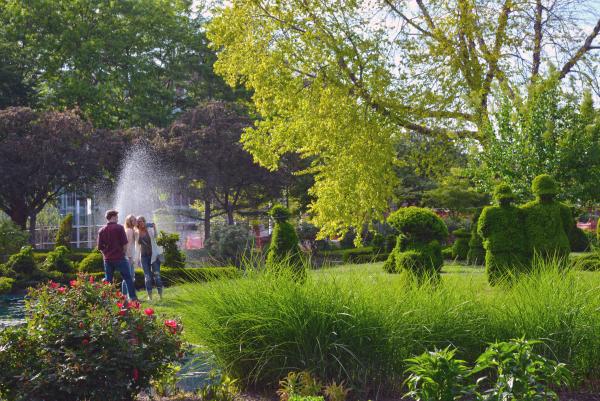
<box><xmin>135</xmin><ymin>216</ymin><xmax>163</xmax><ymax>301</ymax></box>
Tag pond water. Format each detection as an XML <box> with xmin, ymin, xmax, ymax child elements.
<box><xmin>0</xmin><ymin>295</ymin><xmax>25</xmax><ymax>328</ymax></box>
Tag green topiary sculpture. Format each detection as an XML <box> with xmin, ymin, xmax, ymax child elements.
<box><xmin>467</xmin><ymin>208</ymin><xmax>485</xmax><ymax>265</ymax></box>
<box><xmin>478</xmin><ymin>184</ymin><xmax>529</xmax><ymax>285</ymax></box>
<box><xmin>451</xmin><ymin>228</ymin><xmax>470</xmax><ymax>261</ymax></box>
<box><xmin>384</xmin><ymin>207</ymin><xmax>448</xmax><ymax>280</ymax></box>
<box><xmin>41</xmin><ymin>246</ymin><xmax>74</xmax><ymax>273</ymax></box>
<box><xmin>78</xmin><ymin>248</ymin><xmax>104</xmax><ymax>273</ymax></box>
<box><xmin>521</xmin><ymin>174</ymin><xmax>571</xmax><ymax>261</ymax></box>
<box><xmin>55</xmin><ymin>214</ymin><xmax>73</xmax><ymax>250</ymax></box>
<box><xmin>266</xmin><ymin>205</ymin><xmax>304</xmax><ymax>279</ymax></box>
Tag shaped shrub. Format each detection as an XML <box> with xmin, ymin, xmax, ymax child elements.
<box><xmin>156</xmin><ymin>231</ymin><xmax>186</xmax><ymax>268</ymax></box>
<box><xmin>41</xmin><ymin>245</ymin><xmax>74</xmax><ymax>273</ymax></box>
<box><xmin>451</xmin><ymin>229</ymin><xmax>470</xmax><ymax>261</ymax></box>
<box><xmin>55</xmin><ymin>213</ymin><xmax>73</xmax><ymax>250</ymax></box>
<box><xmin>0</xmin><ymin>275</ymin><xmax>185</xmax><ymax>401</ymax></box>
<box><xmin>467</xmin><ymin>208</ymin><xmax>485</xmax><ymax>265</ymax></box>
<box><xmin>78</xmin><ymin>248</ymin><xmax>104</xmax><ymax>273</ymax></box>
<box><xmin>521</xmin><ymin>175</ymin><xmax>571</xmax><ymax>261</ymax></box>
<box><xmin>267</xmin><ymin>205</ymin><xmax>304</xmax><ymax>277</ymax></box>
<box><xmin>3</xmin><ymin>246</ymin><xmax>37</xmax><ymax>280</ymax></box>
<box><xmin>478</xmin><ymin>184</ymin><xmax>529</xmax><ymax>285</ymax></box>
<box><xmin>0</xmin><ymin>276</ymin><xmax>14</xmax><ymax>294</ymax></box>
<box><xmin>384</xmin><ymin>207</ymin><xmax>447</xmax><ymax>278</ymax></box>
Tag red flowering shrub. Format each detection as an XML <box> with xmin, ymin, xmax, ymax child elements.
<box><xmin>0</xmin><ymin>275</ymin><xmax>185</xmax><ymax>401</ymax></box>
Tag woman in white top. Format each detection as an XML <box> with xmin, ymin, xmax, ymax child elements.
<box><xmin>122</xmin><ymin>215</ymin><xmax>137</xmax><ymax>299</ymax></box>
<box><xmin>135</xmin><ymin>216</ymin><xmax>163</xmax><ymax>301</ymax></box>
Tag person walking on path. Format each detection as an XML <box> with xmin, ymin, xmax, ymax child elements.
<box><xmin>122</xmin><ymin>214</ymin><xmax>137</xmax><ymax>298</ymax></box>
<box><xmin>97</xmin><ymin>209</ymin><xmax>138</xmax><ymax>301</ymax></box>
<box><xmin>135</xmin><ymin>216</ymin><xmax>163</xmax><ymax>301</ymax></box>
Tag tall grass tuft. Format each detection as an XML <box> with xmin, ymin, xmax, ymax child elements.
<box><xmin>168</xmin><ymin>259</ymin><xmax>600</xmax><ymax>395</ymax></box>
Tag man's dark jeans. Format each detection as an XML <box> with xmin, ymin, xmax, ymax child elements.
<box><xmin>104</xmin><ymin>258</ymin><xmax>138</xmax><ymax>300</ymax></box>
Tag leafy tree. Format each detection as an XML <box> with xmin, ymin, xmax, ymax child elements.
<box><xmin>0</xmin><ymin>108</ymin><xmax>122</xmax><ymax>239</ymax></box>
<box><xmin>157</xmin><ymin>101</ymin><xmax>285</xmax><ymax>239</ymax></box>
<box><xmin>470</xmin><ymin>76</ymin><xmax>600</xmax><ymax>205</ymax></box>
<box><xmin>0</xmin><ymin>0</ymin><xmax>235</xmax><ymax>128</ymax></box>
<box><xmin>422</xmin><ymin>168</ymin><xmax>490</xmax><ymax>215</ymax></box>
<box><xmin>206</xmin><ymin>0</ymin><xmax>600</xmax><ymax>236</ymax></box>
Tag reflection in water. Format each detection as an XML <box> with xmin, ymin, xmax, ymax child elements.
<box><xmin>0</xmin><ymin>295</ymin><xmax>25</xmax><ymax>328</ymax></box>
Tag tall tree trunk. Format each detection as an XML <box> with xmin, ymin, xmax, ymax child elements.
<box><xmin>28</xmin><ymin>213</ymin><xmax>37</xmax><ymax>247</ymax></box>
<box><xmin>532</xmin><ymin>0</ymin><xmax>543</xmax><ymax>78</ymax></box>
<box><xmin>8</xmin><ymin>202</ymin><xmax>28</xmax><ymax>230</ymax></box>
<box><xmin>226</xmin><ymin>207</ymin><xmax>234</xmax><ymax>225</ymax></box>
<box><xmin>204</xmin><ymin>199</ymin><xmax>211</xmax><ymax>241</ymax></box>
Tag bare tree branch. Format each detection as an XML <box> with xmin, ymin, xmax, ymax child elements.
<box><xmin>383</xmin><ymin>0</ymin><xmax>434</xmax><ymax>37</ymax></box>
<box><xmin>559</xmin><ymin>17</ymin><xmax>600</xmax><ymax>79</ymax></box>
<box><xmin>532</xmin><ymin>0</ymin><xmax>544</xmax><ymax>77</ymax></box>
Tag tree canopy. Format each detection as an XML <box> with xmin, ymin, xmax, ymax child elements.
<box><xmin>207</xmin><ymin>0</ymin><xmax>600</xmax><ymax>236</ymax></box>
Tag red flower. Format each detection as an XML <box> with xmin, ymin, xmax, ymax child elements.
<box><xmin>89</xmin><ymin>276</ymin><xmax>95</xmax><ymax>283</ymax></box>
<box><xmin>116</xmin><ymin>290</ymin><xmax>122</xmax><ymax>298</ymax></box>
<box><xmin>57</xmin><ymin>287</ymin><xmax>66</xmax><ymax>294</ymax></box>
<box><xmin>116</xmin><ymin>302</ymin><xmax>124</xmax><ymax>309</ymax></box>
<box><xmin>102</xmin><ymin>279</ymin><xmax>111</xmax><ymax>285</ymax></box>
<box><xmin>164</xmin><ymin>320</ymin><xmax>177</xmax><ymax>328</ymax></box>
<box><xmin>118</xmin><ymin>309</ymin><xmax>127</xmax><ymax>316</ymax></box>
<box><xmin>49</xmin><ymin>281</ymin><xmax>59</xmax><ymax>289</ymax></box>
<box><xmin>132</xmin><ymin>368</ymin><xmax>139</xmax><ymax>382</ymax></box>
<box><xmin>82</xmin><ymin>339</ymin><xmax>89</xmax><ymax>346</ymax></box>
<box><xmin>127</xmin><ymin>300</ymin><xmax>140</xmax><ymax>309</ymax></box>
<box><xmin>69</xmin><ymin>279</ymin><xmax>78</xmax><ymax>287</ymax></box>
<box><xmin>144</xmin><ymin>308</ymin><xmax>154</xmax><ymax>316</ymax></box>
<box><xmin>78</xmin><ymin>322</ymin><xmax>85</xmax><ymax>329</ymax></box>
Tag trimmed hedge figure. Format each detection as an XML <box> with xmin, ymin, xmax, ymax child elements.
<box><xmin>467</xmin><ymin>208</ymin><xmax>485</xmax><ymax>265</ymax></box>
<box><xmin>478</xmin><ymin>184</ymin><xmax>529</xmax><ymax>285</ymax></box>
<box><xmin>384</xmin><ymin>207</ymin><xmax>447</xmax><ymax>280</ymax></box>
<box><xmin>521</xmin><ymin>174</ymin><xmax>571</xmax><ymax>261</ymax></box>
<box><xmin>266</xmin><ymin>205</ymin><xmax>304</xmax><ymax>279</ymax></box>
<box><xmin>451</xmin><ymin>228</ymin><xmax>470</xmax><ymax>261</ymax></box>
<box><xmin>55</xmin><ymin>214</ymin><xmax>73</xmax><ymax>250</ymax></box>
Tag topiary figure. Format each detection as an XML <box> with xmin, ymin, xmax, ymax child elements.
<box><xmin>266</xmin><ymin>205</ymin><xmax>304</xmax><ymax>279</ymax></box>
<box><xmin>78</xmin><ymin>248</ymin><xmax>104</xmax><ymax>273</ymax></box>
<box><xmin>478</xmin><ymin>184</ymin><xmax>529</xmax><ymax>285</ymax></box>
<box><xmin>384</xmin><ymin>207</ymin><xmax>447</xmax><ymax>280</ymax></box>
<box><xmin>41</xmin><ymin>245</ymin><xmax>74</xmax><ymax>273</ymax></box>
<box><xmin>467</xmin><ymin>208</ymin><xmax>485</xmax><ymax>265</ymax></box>
<box><xmin>451</xmin><ymin>228</ymin><xmax>470</xmax><ymax>261</ymax></box>
<box><xmin>3</xmin><ymin>246</ymin><xmax>38</xmax><ymax>281</ymax></box>
<box><xmin>156</xmin><ymin>231</ymin><xmax>186</xmax><ymax>268</ymax></box>
<box><xmin>55</xmin><ymin>214</ymin><xmax>73</xmax><ymax>250</ymax></box>
<box><xmin>521</xmin><ymin>174</ymin><xmax>571</xmax><ymax>262</ymax></box>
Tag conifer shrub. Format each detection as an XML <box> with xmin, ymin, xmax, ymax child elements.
<box><xmin>451</xmin><ymin>229</ymin><xmax>470</xmax><ymax>261</ymax></box>
<box><xmin>467</xmin><ymin>208</ymin><xmax>485</xmax><ymax>265</ymax></box>
<box><xmin>521</xmin><ymin>175</ymin><xmax>570</xmax><ymax>261</ymax></box>
<box><xmin>55</xmin><ymin>213</ymin><xmax>73</xmax><ymax>250</ymax></box>
<box><xmin>156</xmin><ymin>231</ymin><xmax>186</xmax><ymax>268</ymax></box>
<box><xmin>78</xmin><ymin>248</ymin><xmax>104</xmax><ymax>273</ymax></box>
<box><xmin>41</xmin><ymin>245</ymin><xmax>75</xmax><ymax>273</ymax></box>
<box><xmin>478</xmin><ymin>184</ymin><xmax>529</xmax><ymax>285</ymax></box>
<box><xmin>267</xmin><ymin>205</ymin><xmax>304</xmax><ymax>279</ymax></box>
<box><xmin>384</xmin><ymin>207</ymin><xmax>447</xmax><ymax>278</ymax></box>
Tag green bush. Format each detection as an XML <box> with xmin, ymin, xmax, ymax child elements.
<box><xmin>156</xmin><ymin>231</ymin><xmax>186</xmax><ymax>268</ymax></box>
<box><xmin>3</xmin><ymin>246</ymin><xmax>37</xmax><ymax>280</ymax></box>
<box><xmin>370</xmin><ymin>232</ymin><xmax>385</xmax><ymax>252</ymax></box>
<box><xmin>0</xmin><ymin>277</ymin><xmax>14</xmax><ymax>294</ymax></box>
<box><xmin>478</xmin><ymin>184</ymin><xmax>529</xmax><ymax>285</ymax></box>
<box><xmin>467</xmin><ymin>208</ymin><xmax>485</xmax><ymax>265</ymax></box>
<box><xmin>0</xmin><ymin>220</ymin><xmax>28</xmax><ymax>261</ymax></box>
<box><xmin>267</xmin><ymin>205</ymin><xmax>304</xmax><ymax>278</ymax></box>
<box><xmin>206</xmin><ymin>224</ymin><xmax>254</xmax><ymax>266</ymax></box>
<box><xmin>385</xmin><ymin>207</ymin><xmax>447</xmax><ymax>279</ymax></box>
<box><xmin>34</xmin><ymin>250</ymin><xmax>90</xmax><ymax>264</ymax></box>
<box><xmin>571</xmin><ymin>252</ymin><xmax>600</xmax><ymax>271</ymax></box>
<box><xmin>41</xmin><ymin>245</ymin><xmax>75</xmax><ymax>273</ymax></box>
<box><xmin>442</xmin><ymin>247</ymin><xmax>453</xmax><ymax>260</ymax></box>
<box><xmin>341</xmin><ymin>247</ymin><xmax>388</xmax><ymax>264</ymax></box>
<box><xmin>0</xmin><ymin>275</ymin><xmax>185</xmax><ymax>401</ymax></box>
<box><xmin>78</xmin><ymin>248</ymin><xmax>104</xmax><ymax>273</ymax></box>
<box><xmin>570</xmin><ymin>226</ymin><xmax>590</xmax><ymax>252</ymax></box>
<box><xmin>522</xmin><ymin>175</ymin><xmax>571</xmax><ymax>261</ymax></box>
<box><xmin>55</xmin><ymin>213</ymin><xmax>73</xmax><ymax>250</ymax></box>
<box><xmin>451</xmin><ymin>229</ymin><xmax>470</xmax><ymax>261</ymax></box>
<box><xmin>339</xmin><ymin>229</ymin><xmax>357</xmax><ymax>249</ymax></box>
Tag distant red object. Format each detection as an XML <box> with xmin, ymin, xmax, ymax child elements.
<box><xmin>185</xmin><ymin>233</ymin><xmax>204</xmax><ymax>249</ymax></box>
<box><xmin>577</xmin><ymin>220</ymin><xmax>597</xmax><ymax>231</ymax></box>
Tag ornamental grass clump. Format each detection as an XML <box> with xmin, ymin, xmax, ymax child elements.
<box><xmin>384</xmin><ymin>207</ymin><xmax>447</xmax><ymax>279</ymax></box>
<box><xmin>0</xmin><ymin>275</ymin><xmax>185</xmax><ymax>401</ymax></box>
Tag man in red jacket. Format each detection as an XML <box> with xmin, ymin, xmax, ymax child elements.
<box><xmin>97</xmin><ymin>209</ymin><xmax>138</xmax><ymax>301</ymax></box>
